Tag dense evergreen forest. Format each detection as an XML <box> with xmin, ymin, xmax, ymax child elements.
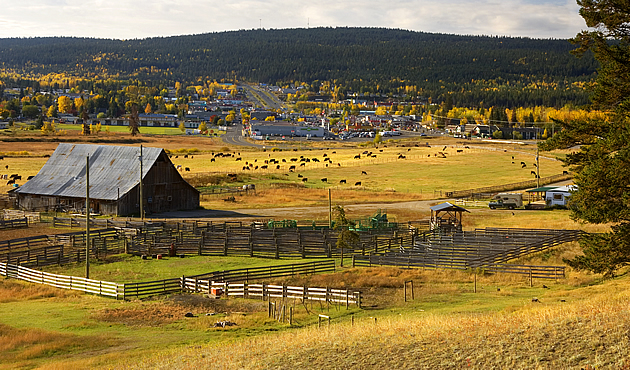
<box><xmin>0</xmin><ymin>28</ymin><xmax>597</xmax><ymax>107</ymax></box>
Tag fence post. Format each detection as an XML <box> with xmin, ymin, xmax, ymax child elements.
<box><xmin>352</xmin><ymin>255</ymin><xmax>355</xmax><ymax>268</ymax></box>
<box><xmin>529</xmin><ymin>268</ymin><xmax>533</xmax><ymax>287</ymax></box>
<box><xmin>224</xmin><ymin>226</ymin><xmax>229</xmax><ymax>256</ymax></box>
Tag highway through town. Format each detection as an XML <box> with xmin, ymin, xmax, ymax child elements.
<box><xmin>240</xmin><ymin>84</ymin><xmax>284</xmax><ymax>110</ymax></box>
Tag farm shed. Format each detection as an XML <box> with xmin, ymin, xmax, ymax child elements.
<box><xmin>13</xmin><ymin>143</ymin><xmax>199</xmax><ymax>216</ymax></box>
<box><xmin>430</xmin><ymin>202</ymin><xmax>469</xmax><ymax>232</ymax></box>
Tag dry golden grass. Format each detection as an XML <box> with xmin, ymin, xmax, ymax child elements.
<box><xmin>0</xmin><ymin>323</ymin><xmax>113</xmax><ymax>370</ymax></box>
<box><xmin>126</xmin><ymin>274</ymin><xmax>630</xmax><ymax>370</ymax></box>
<box><xmin>0</xmin><ymin>279</ymin><xmax>80</xmax><ymax>303</ymax></box>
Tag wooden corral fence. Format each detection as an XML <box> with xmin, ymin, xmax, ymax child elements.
<box><xmin>0</xmin><ymin>262</ymin><xmax>122</xmax><ymax>298</ymax></box>
<box><xmin>122</xmin><ymin>260</ymin><xmax>336</xmax><ymax>299</ymax></box>
<box><xmin>53</xmin><ymin>217</ymin><xmax>166</xmax><ymax>230</ymax></box>
<box><xmin>445</xmin><ymin>172</ymin><xmax>572</xmax><ymax>198</ymax></box>
<box><xmin>0</xmin><ymin>260</ymin><xmax>341</xmax><ymax>301</ymax></box>
<box><xmin>352</xmin><ymin>227</ymin><xmax>583</xmax><ymax>279</ymax></box>
<box><xmin>0</xmin><ymin>228</ymin><xmax>125</xmax><ymax>268</ymax></box>
<box><xmin>126</xmin><ymin>226</ymin><xmax>417</xmax><ymax>259</ymax></box>
<box><xmin>352</xmin><ymin>255</ymin><xmax>566</xmax><ymax>279</ymax></box>
<box><xmin>3</xmin><ymin>210</ymin><xmax>40</xmax><ymax>224</ymax></box>
<box><xmin>182</xmin><ymin>279</ymin><xmax>360</xmax><ymax>307</ymax></box>
<box><xmin>0</xmin><ymin>217</ymin><xmax>28</xmax><ymax>230</ymax></box>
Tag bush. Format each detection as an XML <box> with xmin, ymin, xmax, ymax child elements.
<box><xmin>492</xmin><ymin>130</ymin><xmax>503</xmax><ymax>139</ymax></box>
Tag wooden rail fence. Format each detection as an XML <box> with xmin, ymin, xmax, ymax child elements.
<box><xmin>0</xmin><ymin>262</ymin><xmax>121</xmax><ymax>298</ymax></box>
<box><xmin>445</xmin><ymin>173</ymin><xmax>573</xmax><ymax>198</ymax></box>
<box><xmin>181</xmin><ymin>279</ymin><xmax>360</xmax><ymax>307</ymax></box>
<box><xmin>0</xmin><ymin>217</ymin><xmax>28</xmax><ymax>230</ymax></box>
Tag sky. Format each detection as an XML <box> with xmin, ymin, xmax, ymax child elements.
<box><xmin>0</xmin><ymin>0</ymin><xmax>587</xmax><ymax>40</ymax></box>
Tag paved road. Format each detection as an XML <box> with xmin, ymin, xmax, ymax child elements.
<box><xmin>240</xmin><ymin>84</ymin><xmax>284</xmax><ymax>110</ymax></box>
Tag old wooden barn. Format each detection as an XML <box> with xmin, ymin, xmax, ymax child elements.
<box><xmin>13</xmin><ymin>143</ymin><xmax>199</xmax><ymax>216</ymax></box>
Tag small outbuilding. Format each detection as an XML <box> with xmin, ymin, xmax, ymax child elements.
<box><xmin>430</xmin><ymin>202</ymin><xmax>470</xmax><ymax>232</ymax></box>
<box><xmin>13</xmin><ymin>143</ymin><xmax>199</xmax><ymax>216</ymax></box>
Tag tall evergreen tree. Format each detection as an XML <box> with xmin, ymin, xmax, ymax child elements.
<box><xmin>541</xmin><ymin>0</ymin><xmax>630</xmax><ymax>276</ymax></box>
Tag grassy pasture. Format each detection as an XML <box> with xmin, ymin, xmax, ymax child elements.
<box><xmin>56</xmin><ymin>123</ymin><xmax>227</xmax><ymax>136</ymax></box>
<box><xmin>0</xmin><ymin>211</ymin><xmax>618</xmax><ymax>369</ymax></box>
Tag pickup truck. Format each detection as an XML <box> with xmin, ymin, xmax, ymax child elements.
<box><xmin>488</xmin><ymin>193</ymin><xmax>523</xmax><ymax>210</ymax></box>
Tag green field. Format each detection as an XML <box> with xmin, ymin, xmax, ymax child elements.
<box><xmin>56</xmin><ymin>124</ymin><xmax>226</xmax><ymax>136</ymax></box>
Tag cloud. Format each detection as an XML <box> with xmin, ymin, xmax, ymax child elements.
<box><xmin>0</xmin><ymin>0</ymin><xmax>587</xmax><ymax>39</ymax></box>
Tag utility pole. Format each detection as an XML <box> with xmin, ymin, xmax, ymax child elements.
<box><xmin>139</xmin><ymin>145</ymin><xmax>144</xmax><ymax>220</ymax></box>
<box><xmin>85</xmin><ymin>155</ymin><xmax>90</xmax><ymax>279</ymax></box>
<box><xmin>328</xmin><ymin>188</ymin><xmax>332</xmax><ymax>228</ymax></box>
<box><xmin>536</xmin><ymin>144</ymin><xmax>540</xmax><ymax>188</ymax></box>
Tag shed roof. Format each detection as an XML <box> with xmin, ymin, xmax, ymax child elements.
<box><xmin>526</xmin><ymin>186</ymin><xmax>558</xmax><ymax>193</ymax></box>
<box><xmin>15</xmin><ymin>143</ymin><xmax>163</xmax><ymax>201</ymax></box>
<box><xmin>430</xmin><ymin>202</ymin><xmax>470</xmax><ymax>213</ymax></box>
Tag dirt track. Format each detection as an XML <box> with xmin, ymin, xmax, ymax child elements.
<box><xmin>155</xmin><ymin>198</ymin><xmax>445</xmax><ymax>222</ymax></box>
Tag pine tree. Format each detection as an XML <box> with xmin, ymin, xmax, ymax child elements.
<box><xmin>541</xmin><ymin>0</ymin><xmax>630</xmax><ymax>276</ymax></box>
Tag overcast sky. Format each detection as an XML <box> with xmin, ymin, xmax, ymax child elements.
<box><xmin>0</xmin><ymin>0</ymin><xmax>587</xmax><ymax>40</ymax></box>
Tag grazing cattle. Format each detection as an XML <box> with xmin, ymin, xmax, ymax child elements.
<box><xmin>235</xmin><ymin>157</ymin><xmax>242</xmax><ymax>161</ymax></box>
<box><xmin>379</xmin><ymin>149</ymin><xmax>383</xmax><ymax>152</ymax></box>
<box><xmin>264</xmin><ymin>160</ymin><xmax>268</xmax><ymax>164</ymax></box>
<box><xmin>298</xmin><ymin>174</ymin><xmax>303</xmax><ymax>178</ymax></box>
<box><xmin>338</xmin><ymin>163</ymin><xmax>341</xmax><ymax>167</ymax></box>
<box><xmin>408</xmin><ymin>148</ymin><xmax>411</xmax><ymax>152</ymax></box>
<box><xmin>323</xmin><ymin>153</ymin><xmax>327</xmax><ymax>157</ymax></box>
<box><xmin>261</xmin><ymin>165</ymin><xmax>268</xmax><ymax>169</ymax></box>
<box><xmin>0</xmin><ymin>156</ymin><xmax>3</xmax><ymax>160</ymax></box>
<box><xmin>464</xmin><ymin>146</ymin><xmax>470</xmax><ymax>149</ymax></box>
<box><xmin>276</xmin><ymin>165</ymin><xmax>280</xmax><ymax>169</ymax></box>
<box><xmin>300</xmin><ymin>158</ymin><xmax>306</xmax><ymax>162</ymax></box>
<box><xmin>282</xmin><ymin>159</ymin><xmax>286</xmax><ymax>162</ymax></box>
<box><xmin>9</xmin><ymin>174</ymin><xmax>18</xmax><ymax>179</ymax></box>
<box><xmin>243</xmin><ymin>166</ymin><xmax>250</xmax><ymax>170</ymax></box>
<box><xmin>302</xmin><ymin>178</ymin><xmax>308</xmax><ymax>182</ymax></box>
<box><xmin>428</xmin><ymin>155</ymin><xmax>431</xmax><ymax>157</ymax></box>
<box><xmin>4</xmin><ymin>165</ymin><xmax>8</xmax><ymax>170</ymax></box>
<box><xmin>254</xmin><ymin>159</ymin><xmax>257</xmax><ymax>162</ymax></box>
<box><xmin>312</xmin><ymin>158</ymin><xmax>320</xmax><ymax>162</ymax></box>
<box><xmin>185</xmin><ymin>168</ymin><xmax>190</xmax><ymax>172</ymax></box>
<box><xmin>249</xmin><ymin>163</ymin><xmax>253</xmax><ymax>167</ymax></box>
<box><xmin>339</xmin><ymin>179</ymin><xmax>346</xmax><ymax>184</ymax></box>
<box><xmin>443</xmin><ymin>146</ymin><xmax>447</xmax><ymax>151</ymax></box>
<box><xmin>211</xmin><ymin>158</ymin><xmax>215</xmax><ymax>162</ymax></box>
<box><xmin>522</xmin><ymin>164</ymin><xmax>527</xmax><ymax>168</ymax></box>
<box><xmin>7</xmin><ymin>179</ymin><xmax>15</xmax><ymax>185</ymax></box>
<box><xmin>306</xmin><ymin>158</ymin><xmax>311</xmax><ymax>163</ymax></box>
<box><xmin>521</xmin><ymin>162</ymin><xmax>526</xmax><ymax>165</ymax></box>
<box><xmin>355</xmin><ymin>181</ymin><xmax>362</xmax><ymax>186</ymax></box>
<box><xmin>332</xmin><ymin>151</ymin><xmax>336</xmax><ymax>154</ymax></box>
<box><xmin>300</xmin><ymin>163</ymin><xmax>306</xmax><ymax>167</ymax></box>
<box><xmin>531</xmin><ymin>171</ymin><xmax>537</xmax><ymax>175</ymax></box>
<box><xmin>184</xmin><ymin>155</ymin><xmax>188</xmax><ymax>158</ymax></box>
<box><xmin>361</xmin><ymin>171</ymin><xmax>367</xmax><ymax>175</ymax></box>
<box><xmin>228</xmin><ymin>173</ymin><xmax>237</xmax><ymax>178</ymax></box>
<box><xmin>512</xmin><ymin>162</ymin><xmax>515</xmax><ymax>164</ymax></box>
<box><xmin>563</xmin><ymin>170</ymin><xmax>569</xmax><ymax>175</ymax></box>
<box><xmin>289</xmin><ymin>165</ymin><xmax>296</xmax><ymax>171</ymax></box>
<box><xmin>398</xmin><ymin>154</ymin><xmax>406</xmax><ymax>159</ymax></box>
<box><xmin>457</xmin><ymin>149</ymin><xmax>463</xmax><ymax>153</ymax></box>
<box><xmin>255</xmin><ymin>166</ymin><xmax>259</xmax><ymax>170</ymax></box>
<box><xmin>321</xmin><ymin>178</ymin><xmax>327</xmax><ymax>183</ymax></box>
<box><xmin>175</xmin><ymin>156</ymin><xmax>178</xmax><ymax>158</ymax></box>
<box><xmin>533</xmin><ymin>163</ymin><xmax>537</xmax><ymax>167</ymax></box>
<box><xmin>326</xmin><ymin>163</ymin><xmax>329</xmax><ymax>167</ymax></box>
<box><xmin>27</xmin><ymin>176</ymin><xmax>34</xmax><ymax>180</ymax></box>
<box><xmin>512</xmin><ymin>156</ymin><xmax>515</xmax><ymax>160</ymax></box>
<box><xmin>354</xmin><ymin>154</ymin><xmax>361</xmax><ymax>159</ymax></box>
<box><xmin>43</xmin><ymin>154</ymin><xmax>50</xmax><ymax>158</ymax></box>
<box><xmin>191</xmin><ymin>156</ymin><xmax>194</xmax><ymax>159</ymax></box>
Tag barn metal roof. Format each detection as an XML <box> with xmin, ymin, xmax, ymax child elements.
<box><xmin>15</xmin><ymin>143</ymin><xmax>163</xmax><ymax>201</ymax></box>
<box><xmin>430</xmin><ymin>202</ymin><xmax>470</xmax><ymax>213</ymax></box>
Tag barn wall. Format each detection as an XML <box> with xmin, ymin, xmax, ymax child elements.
<box><xmin>142</xmin><ymin>152</ymin><xmax>199</xmax><ymax>214</ymax></box>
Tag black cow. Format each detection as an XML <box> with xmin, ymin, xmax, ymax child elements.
<box><xmin>185</xmin><ymin>168</ymin><xmax>190</xmax><ymax>172</ymax></box>
<box><xmin>302</xmin><ymin>178</ymin><xmax>308</xmax><ymax>182</ymax></box>
<box><xmin>339</xmin><ymin>179</ymin><xmax>346</xmax><ymax>184</ymax></box>
<box><xmin>321</xmin><ymin>178</ymin><xmax>327</xmax><ymax>183</ymax></box>
<box><xmin>361</xmin><ymin>171</ymin><xmax>367</xmax><ymax>175</ymax></box>
<box><xmin>355</xmin><ymin>181</ymin><xmax>362</xmax><ymax>186</ymax></box>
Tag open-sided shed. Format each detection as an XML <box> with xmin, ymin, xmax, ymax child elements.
<box><xmin>13</xmin><ymin>143</ymin><xmax>199</xmax><ymax>216</ymax></box>
<box><xmin>430</xmin><ymin>202</ymin><xmax>469</xmax><ymax>232</ymax></box>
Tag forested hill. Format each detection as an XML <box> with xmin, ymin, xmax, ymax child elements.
<box><xmin>0</xmin><ymin>28</ymin><xmax>597</xmax><ymax>106</ymax></box>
